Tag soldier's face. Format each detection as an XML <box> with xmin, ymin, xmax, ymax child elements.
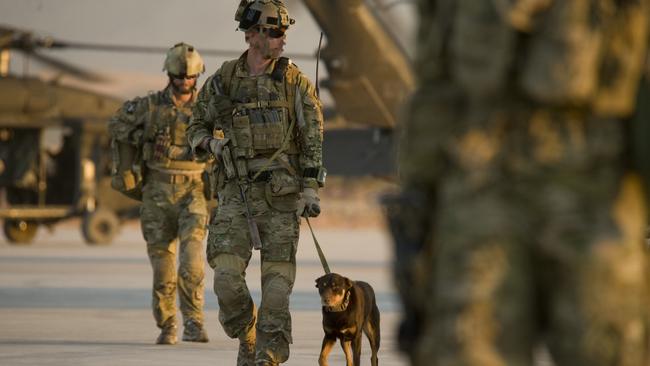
<box><xmin>250</xmin><ymin>27</ymin><xmax>286</xmax><ymax>59</ymax></box>
<box><xmin>170</xmin><ymin>75</ymin><xmax>197</xmax><ymax>94</ymax></box>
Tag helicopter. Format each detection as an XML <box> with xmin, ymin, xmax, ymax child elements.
<box><xmin>0</xmin><ymin>25</ymin><xmax>141</xmax><ymax>245</ymax></box>
<box><xmin>0</xmin><ymin>0</ymin><xmax>415</xmax><ymax>244</ymax></box>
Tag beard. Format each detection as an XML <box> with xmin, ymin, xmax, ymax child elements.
<box><xmin>254</xmin><ymin>39</ymin><xmax>283</xmax><ymax>60</ymax></box>
<box><xmin>170</xmin><ymin>79</ymin><xmax>194</xmax><ymax>94</ymax></box>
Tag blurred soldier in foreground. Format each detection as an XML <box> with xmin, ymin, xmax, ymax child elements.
<box><xmin>109</xmin><ymin>43</ymin><xmax>210</xmax><ymax>345</ymax></box>
<box><xmin>386</xmin><ymin>1</ymin><xmax>650</xmax><ymax>365</ymax></box>
<box><xmin>187</xmin><ymin>1</ymin><xmax>325</xmax><ymax>364</ymax></box>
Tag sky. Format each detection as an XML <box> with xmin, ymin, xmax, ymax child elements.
<box><xmin>0</xmin><ymin>0</ymin><xmax>415</xmax><ymax>105</ymax></box>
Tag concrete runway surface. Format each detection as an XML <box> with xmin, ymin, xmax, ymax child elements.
<box><xmin>0</xmin><ymin>221</ymin><xmax>408</xmax><ymax>366</ymax></box>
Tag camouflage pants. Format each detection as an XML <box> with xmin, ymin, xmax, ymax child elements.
<box><xmin>401</xmin><ymin>96</ymin><xmax>649</xmax><ymax>366</ymax></box>
<box><xmin>207</xmin><ymin>180</ymin><xmax>300</xmax><ymax>364</ymax></box>
<box><xmin>140</xmin><ymin>177</ymin><xmax>208</xmax><ymax>329</ymax></box>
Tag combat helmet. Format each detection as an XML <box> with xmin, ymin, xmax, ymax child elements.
<box><xmin>163</xmin><ymin>42</ymin><xmax>205</xmax><ymax>76</ymax></box>
<box><xmin>235</xmin><ymin>0</ymin><xmax>296</xmax><ymax>31</ymax></box>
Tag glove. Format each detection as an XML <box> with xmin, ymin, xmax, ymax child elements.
<box><xmin>301</xmin><ymin>187</ymin><xmax>321</xmax><ymax>218</ymax></box>
<box><xmin>206</xmin><ymin>137</ymin><xmax>229</xmax><ymax>160</ymax></box>
<box><xmin>166</xmin><ymin>145</ymin><xmax>191</xmax><ymax>160</ymax></box>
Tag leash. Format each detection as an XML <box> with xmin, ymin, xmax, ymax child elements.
<box><xmin>305</xmin><ymin>217</ymin><xmax>330</xmax><ymax>274</ymax></box>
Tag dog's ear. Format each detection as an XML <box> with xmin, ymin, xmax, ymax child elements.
<box><xmin>345</xmin><ymin>278</ymin><xmax>353</xmax><ymax>289</ymax></box>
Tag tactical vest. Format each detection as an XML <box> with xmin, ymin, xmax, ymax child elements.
<box><xmin>217</xmin><ymin>57</ymin><xmax>300</xmax><ymax>169</ymax></box>
<box><xmin>141</xmin><ymin>90</ymin><xmax>206</xmax><ymax>173</ymax></box>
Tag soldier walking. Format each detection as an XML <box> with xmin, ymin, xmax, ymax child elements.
<box><xmin>187</xmin><ymin>1</ymin><xmax>325</xmax><ymax>365</ymax></box>
<box><xmin>387</xmin><ymin>1</ymin><xmax>650</xmax><ymax>365</ymax></box>
<box><xmin>109</xmin><ymin>43</ymin><xmax>210</xmax><ymax>345</ymax></box>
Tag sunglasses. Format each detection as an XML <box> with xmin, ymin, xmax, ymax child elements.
<box><xmin>258</xmin><ymin>27</ymin><xmax>286</xmax><ymax>39</ymax></box>
<box><xmin>170</xmin><ymin>74</ymin><xmax>198</xmax><ymax>80</ymax></box>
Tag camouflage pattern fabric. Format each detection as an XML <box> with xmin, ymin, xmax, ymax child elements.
<box><xmin>391</xmin><ymin>1</ymin><xmax>650</xmax><ymax>365</ymax></box>
<box><xmin>187</xmin><ymin>53</ymin><xmax>323</xmax><ymax>364</ymax></box>
<box><xmin>141</xmin><ymin>178</ymin><xmax>207</xmax><ymax>328</ymax></box>
<box><xmin>187</xmin><ymin>54</ymin><xmax>324</xmax><ymax>190</ymax></box>
<box><xmin>110</xmin><ymin>86</ymin><xmax>209</xmax><ymax>331</ymax></box>
<box><xmin>208</xmin><ymin>181</ymin><xmax>299</xmax><ymax>364</ymax></box>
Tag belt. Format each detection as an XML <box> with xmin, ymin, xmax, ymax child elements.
<box><xmin>148</xmin><ymin>170</ymin><xmax>202</xmax><ymax>184</ymax></box>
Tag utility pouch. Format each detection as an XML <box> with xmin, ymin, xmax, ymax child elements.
<box><xmin>110</xmin><ymin>139</ymin><xmax>143</xmax><ymax>201</ymax></box>
<box><xmin>152</xmin><ymin>129</ymin><xmax>172</xmax><ymax>164</ymax></box>
<box><xmin>220</xmin><ymin>145</ymin><xmax>237</xmax><ymax>180</ymax></box>
<box><xmin>267</xmin><ymin>169</ymin><xmax>301</xmax><ymax>196</ymax></box>
<box><xmin>263</xmin><ymin>169</ymin><xmax>301</xmax><ymax>212</ymax></box>
<box><xmin>520</xmin><ymin>1</ymin><xmax>603</xmax><ymax>105</ymax></box>
<box><xmin>233</xmin><ymin>114</ymin><xmax>253</xmax><ymax>149</ymax></box>
<box><xmin>264</xmin><ymin>187</ymin><xmax>300</xmax><ymax>213</ymax></box>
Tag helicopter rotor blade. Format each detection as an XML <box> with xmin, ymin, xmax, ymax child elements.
<box><xmin>45</xmin><ymin>40</ymin><xmax>316</xmax><ymax>61</ymax></box>
<box><xmin>23</xmin><ymin>49</ymin><xmax>109</xmax><ymax>82</ymax></box>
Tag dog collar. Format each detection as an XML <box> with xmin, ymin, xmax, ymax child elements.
<box><xmin>324</xmin><ymin>290</ymin><xmax>351</xmax><ymax>313</ymax></box>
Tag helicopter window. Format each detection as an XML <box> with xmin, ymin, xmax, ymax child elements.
<box><xmin>42</xmin><ymin>126</ymin><xmax>66</xmax><ymax>155</ymax></box>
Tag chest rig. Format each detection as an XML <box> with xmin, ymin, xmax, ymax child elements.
<box><xmin>142</xmin><ymin>90</ymin><xmax>205</xmax><ymax>172</ymax></box>
<box><xmin>218</xmin><ymin>57</ymin><xmax>299</xmax><ymax>175</ymax></box>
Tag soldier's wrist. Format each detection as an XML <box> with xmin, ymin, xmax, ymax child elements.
<box><xmin>302</xmin><ymin>179</ymin><xmax>319</xmax><ymax>191</ymax></box>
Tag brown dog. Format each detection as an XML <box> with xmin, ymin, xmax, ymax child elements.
<box><xmin>315</xmin><ymin>273</ymin><xmax>380</xmax><ymax>366</ymax></box>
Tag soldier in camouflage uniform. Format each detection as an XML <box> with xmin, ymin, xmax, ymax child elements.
<box><xmin>109</xmin><ymin>43</ymin><xmax>210</xmax><ymax>345</ymax></box>
<box><xmin>187</xmin><ymin>1</ymin><xmax>324</xmax><ymax>365</ymax></box>
<box><xmin>386</xmin><ymin>1</ymin><xmax>650</xmax><ymax>365</ymax></box>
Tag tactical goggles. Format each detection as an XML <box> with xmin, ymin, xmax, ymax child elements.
<box><xmin>257</xmin><ymin>26</ymin><xmax>286</xmax><ymax>39</ymax></box>
<box><xmin>169</xmin><ymin>73</ymin><xmax>198</xmax><ymax>80</ymax></box>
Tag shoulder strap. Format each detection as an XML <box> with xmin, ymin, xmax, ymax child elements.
<box><xmin>217</xmin><ymin>59</ymin><xmax>240</xmax><ymax>97</ymax></box>
<box><xmin>143</xmin><ymin>92</ymin><xmax>159</xmax><ymax>141</ymax></box>
<box><xmin>271</xmin><ymin>56</ymin><xmax>290</xmax><ymax>82</ymax></box>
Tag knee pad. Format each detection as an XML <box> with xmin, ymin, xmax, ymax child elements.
<box><xmin>262</xmin><ymin>273</ymin><xmax>292</xmax><ymax>310</ymax></box>
<box><xmin>213</xmin><ymin>267</ymin><xmax>248</xmax><ymax>307</ymax></box>
<box><xmin>179</xmin><ymin>269</ymin><xmax>203</xmax><ymax>286</ymax></box>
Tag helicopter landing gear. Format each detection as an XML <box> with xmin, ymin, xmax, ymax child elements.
<box><xmin>82</xmin><ymin>209</ymin><xmax>119</xmax><ymax>245</ymax></box>
<box><xmin>3</xmin><ymin>219</ymin><xmax>38</xmax><ymax>244</ymax></box>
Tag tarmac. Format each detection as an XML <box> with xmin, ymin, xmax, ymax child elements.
<box><xmin>0</xmin><ymin>221</ymin><xmax>408</xmax><ymax>366</ymax></box>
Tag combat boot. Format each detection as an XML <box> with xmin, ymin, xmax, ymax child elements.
<box><xmin>156</xmin><ymin>324</ymin><xmax>177</xmax><ymax>345</ymax></box>
<box><xmin>182</xmin><ymin>319</ymin><xmax>209</xmax><ymax>343</ymax></box>
<box><xmin>237</xmin><ymin>323</ymin><xmax>256</xmax><ymax>366</ymax></box>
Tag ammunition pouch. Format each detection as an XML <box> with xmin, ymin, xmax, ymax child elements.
<box><xmin>231</xmin><ymin>108</ymin><xmax>289</xmax><ymax>158</ymax></box>
<box><xmin>110</xmin><ymin>139</ymin><xmax>144</xmax><ymax>201</ymax></box>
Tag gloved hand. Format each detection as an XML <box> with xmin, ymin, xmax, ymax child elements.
<box><xmin>301</xmin><ymin>187</ymin><xmax>321</xmax><ymax>217</ymax></box>
<box><xmin>206</xmin><ymin>137</ymin><xmax>229</xmax><ymax>160</ymax></box>
<box><xmin>166</xmin><ymin>145</ymin><xmax>191</xmax><ymax>160</ymax></box>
